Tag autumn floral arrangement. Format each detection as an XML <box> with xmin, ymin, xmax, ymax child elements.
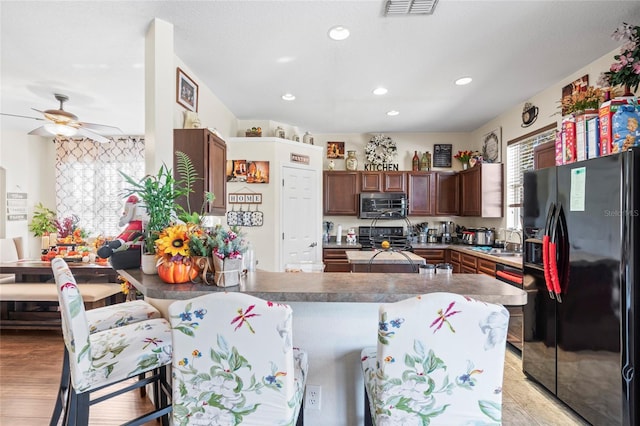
<box><xmin>560</xmin><ymin>86</ymin><xmax>606</xmax><ymax>115</ymax></box>
<box><xmin>598</xmin><ymin>22</ymin><xmax>640</xmax><ymax>94</ymax></box>
<box><xmin>154</xmin><ymin>223</ymin><xmax>200</xmax><ymax>284</ymax></box>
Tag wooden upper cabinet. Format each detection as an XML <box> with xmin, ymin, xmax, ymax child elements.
<box><xmin>407</xmin><ymin>172</ymin><xmax>435</xmax><ymax>216</ymax></box>
<box><xmin>323</xmin><ymin>171</ymin><xmax>360</xmax><ymax>215</ymax></box>
<box><xmin>360</xmin><ymin>171</ymin><xmax>406</xmax><ymax>192</ymax></box>
<box><xmin>360</xmin><ymin>172</ymin><xmax>382</xmax><ymax>192</ymax></box>
<box><xmin>173</xmin><ymin>128</ymin><xmax>227</xmax><ymax>216</ymax></box>
<box><xmin>459</xmin><ymin>163</ymin><xmax>503</xmax><ymax>217</ymax></box>
<box><xmin>434</xmin><ymin>172</ymin><xmax>459</xmax><ymax>216</ymax></box>
<box><xmin>534</xmin><ymin>141</ymin><xmax>556</xmax><ymax>169</ymax></box>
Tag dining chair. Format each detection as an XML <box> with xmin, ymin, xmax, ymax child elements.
<box><xmin>361</xmin><ymin>292</ymin><xmax>510</xmax><ymax>425</ymax></box>
<box><xmin>169</xmin><ymin>292</ymin><xmax>308</xmax><ymax>425</ymax></box>
<box><xmin>51</xmin><ymin>258</ymin><xmax>172</xmax><ymax>425</ymax></box>
<box><xmin>50</xmin><ymin>299</ymin><xmax>163</xmax><ymax>426</ymax></box>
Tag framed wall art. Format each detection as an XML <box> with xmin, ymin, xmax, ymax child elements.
<box><xmin>176</xmin><ymin>67</ymin><xmax>198</xmax><ymax>112</ymax></box>
<box><xmin>482</xmin><ymin>127</ymin><xmax>502</xmax><ymax>163</ymax></box>
<box><xmin>561</xmin><ymin>74</ymin><xmax>588</xmax><ymax>116</ymax></box>
<box><xmin>327</xmin><ymin>141</ymin><xmax>345</xmax><ymax>159</ymax></box>
<box><xmin>433</xmin><ymin>144</ymin><xmax>452</xmax><ymax>167</ymax></box>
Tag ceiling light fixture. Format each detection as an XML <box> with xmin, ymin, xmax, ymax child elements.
<box><xmin>373</xmin><ymin>87</ymin><xmax>388</xmax><ymax>95</ymax></box>
<box><xmin>328</xmin><ymin>26</ymin><xmax>350</xmax><ymax>41</ymax></box>
<box><xmin>282</xmin><ymin>93</ymin><xmax>296</xmax><ymax>101</ymax></box>
<box><xmin>455</xmin><ymin>77</ymin><xmax>473</xmax><ymax>86</ymax></box>
<box><xmin>44</xmin><ymin>122</ymin><xmax>77</xmax><ymax>137</ymax></box>
<box><xmin>387</xmin><ymin>110</ymin><xmax>400</xmax><ymax>116</ymax></box>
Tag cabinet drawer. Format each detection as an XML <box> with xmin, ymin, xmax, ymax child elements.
<box><xmin>449</xmin><ymin>250</ymin><xmax>461</xmax><ymax>262</ymax></box>
<box><xmin>451</xmin><ymin>261</ymin><xmax>461</xmax><ymax>274</ymax></box>
<box><xmin>413</xmin><ymin>249</ymin><xmax>446</xmax><ymax>264</ymax></box>
<box><xmin>323</xmin><ymin>249</ymin><xmax>358</xmax><ymax>259</ymax></box>
<box><xmin>461</xmin><ymin>253</ymin><xmax>477</xmax><ymax>268</ymax></box>
<box><xmin>477</xmin><ymin>258</ymin><xmax>496</xmax><ymax>276</ymax></box>
<box><xmin>461</xmin><ymin>265</ymin><xmax>477</xmax><ymax>274</ymax></box>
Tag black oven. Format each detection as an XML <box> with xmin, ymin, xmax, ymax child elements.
<box><xmin>359</xmin><ymin>193</ymin><xmax>407</xmax><ymax>220</ymax></box>
<box><xmin>358</xmin><ymin>226</ymin><xmax>405</xmax><ymax>250</ymax></box>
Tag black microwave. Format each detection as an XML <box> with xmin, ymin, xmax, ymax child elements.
<box><xmin>359</xmin><ymin>193</ymin><xmax>408</xmax><ymax>219</ymax></box>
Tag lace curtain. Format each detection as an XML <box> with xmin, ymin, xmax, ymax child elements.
<box><xmin>55</xmin><ymin>136</ymin><xmax>145</xmax><ymax>238</ymax></box>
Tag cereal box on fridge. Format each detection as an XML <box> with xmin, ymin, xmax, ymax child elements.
<box><xmin>612</xmin><ymin>104</ymin><xmax>640</xmax><ymax>153</ymax></box>
<box><xmin>562</xmin><ymin>117</ymin><xmax>576</xmax><ymax>164</ymax></box>
<box><xmin>599</xmin><ymin>98</ymin><xmax>631</xmax><ymax>156</ymax></box>
<box><xmin>555</xmin><ymin>129</ymin><xmax>563</xmax><ymax>166</ymax></box>
<box><xmin>586</xmin><ymin>116</ymin><xmax>600</xmax><ymax>159</ymax></box>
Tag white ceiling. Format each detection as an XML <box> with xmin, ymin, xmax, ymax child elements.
<box><xmin>2</xmin><ymin>0</ymin><xmax>640</xmax><ymax>136</ymax></box>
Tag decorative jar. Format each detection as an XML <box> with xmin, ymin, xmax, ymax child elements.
<box><xmin>303</xmin><ymin>131</ymin><xmax>314</xmax><ymax>145</ymax></box>
<box><xmin>275</xmin><ymin>126</ymin><xmax>286</xmax><ymax>139</ymax></box>
<box><xmin>345</xmin><ymin>150</ymin><xmax>358</xmax><ymax>171</ymax></box>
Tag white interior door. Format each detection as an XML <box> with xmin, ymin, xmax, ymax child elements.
<box><xmin>281</xmin><ymin>165</ymin><xmax>319</xmax><ymax>270</ymax></box>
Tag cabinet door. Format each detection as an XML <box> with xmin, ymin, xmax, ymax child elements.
<box><xmin>534</xmin><ymin>141</ymin><xmax>556</xmax><ymax>169</ymax></box>
<box><xmin>323</xmin><ymin>172</ymin><xmax>359</xmax><ymax>215</ymax></box>
<box><xmin>435</xmin><ymin>172</ymin><xmax>459</xmax><ymax>215</ymax></box>
<box><xmin>207</xmin><ymin>132</ymin><xmax>227</xmax><ymax>215</ymax></box>
<box><xmin>460</xmin><ymin>166</ymin><xmax>481</xmax><ymax>216</ymax></box>
<box><xmin>383</xmin><ymin>172</ymin><xmax>406</xmax><ymax>192</ymax></box>
<box><xmin>360</xmin><ymin>172</ymin><xmax>382</xmax><ymax>192</ymax></box>
<box><xmin>407</xmin><ymin>172</ymin><xmax>434</xmax><ymax>216</ymax></box>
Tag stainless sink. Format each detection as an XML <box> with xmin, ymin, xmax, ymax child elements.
<box><xmin>486</xmin><ymin>248</ymin><xmax>522</xmax><ymax>257</ymax></box>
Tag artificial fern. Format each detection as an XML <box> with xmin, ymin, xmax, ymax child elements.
<box><xmin>175</xmin><ymin>150</ymin><xmax>200</xmax><ymax>215</ymax></box>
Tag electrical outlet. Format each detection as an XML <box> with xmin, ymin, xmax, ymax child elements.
<box><xmin>306</xmin><ymin>385</ymin><xmax>321</xmax><ymax>411</ymax></box>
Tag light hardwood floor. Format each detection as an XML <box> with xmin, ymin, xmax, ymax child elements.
<box><xmin>0</xmin><ymin>331</ymin><xmax>589</xmax><ymax>425</ymax></box>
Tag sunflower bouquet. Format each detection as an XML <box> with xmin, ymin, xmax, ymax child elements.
<box><xmin>154</xmin><ymin>223</ymin><xmax>200</xmax><ymax>284</ymax></box>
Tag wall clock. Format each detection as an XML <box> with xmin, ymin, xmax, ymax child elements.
<box><xmin>365</xmin><ymin>134</ymin><xmax>397</xmax><ymax>165</ymax></box>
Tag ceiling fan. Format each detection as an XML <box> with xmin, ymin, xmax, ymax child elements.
<box><xmin>0</xmin><ymin>93</ymin><xmax>121</xmax><ymax>143</ymax></box>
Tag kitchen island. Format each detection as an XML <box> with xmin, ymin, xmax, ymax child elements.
<box><xmin>119</xmin><ymin>269</ymin><xmax>525</xmax><ymax>426</ymax></box>
<box><xmin>345</xmin><ymin>249</ymin><xmax>426</xmax><ymax>272</ymax></box>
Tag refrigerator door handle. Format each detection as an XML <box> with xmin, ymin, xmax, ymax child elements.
<box><xmin>542</xmin><ymin>203</ymin><xmax>556</xmax><ymax>299</ymax></box>
<box><xmin>549</xmin><ymin>206</ymin><xmax>564</xmax><ymax>303</ymax></box>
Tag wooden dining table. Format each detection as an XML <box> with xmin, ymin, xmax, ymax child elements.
<box><xmin>0</xmin><ymin>259</ymin><xmax>118</xmax><ymax>283</ymax></box>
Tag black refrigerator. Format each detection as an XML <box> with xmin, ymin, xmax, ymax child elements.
<box><xmin>523</xmin><ymin>149</ymin><xmax>638</xmax><ymax>426</ymax></box>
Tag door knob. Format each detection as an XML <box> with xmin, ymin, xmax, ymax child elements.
<box><xmin>309</xmin><ymin>242</ymin><xmax>317</xmax><ymax>247</ymax></box>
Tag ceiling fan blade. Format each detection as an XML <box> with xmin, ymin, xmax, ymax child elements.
<box><xmin>75</xmin><ymin>126</ymin><xmax>111</xmax><ymax>143</ymax></box>
<box><xmin>31</xmin><ymin>107</ymin><xmax>46</xmax><ymax>115</ymax></box>
<box><xmin>78</xmin><ymin>121</ymin><xmax>122</xmax><ymax>134</ymax></box>
<box><xmin>27</xmin><ymin>126</ymin><xmax>53</xmax><ymax>136</ymax></box>
<box><xmin>1</xmin><ymin>112</ymin><xmax>45</xmax><ymax>121</ymax></box>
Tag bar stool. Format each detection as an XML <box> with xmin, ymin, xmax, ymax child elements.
<box><xmin>169</xmin><ymin>292</ymin><xmax>308</xmax><ymax>425</ymax></box>
<box><xmin>51</xmin><ymin>258</ymin><xmax>172</xmax><ymax>425</ymax></box>
<box><xmin>50</xmin><ymin>299</ymin><xmax>162</xmax><ymax>425</ymax></box>
<box><xmin>361</xmin><ymin>292</ymin><xmax>509</xmax><ymax>425</ymax></box>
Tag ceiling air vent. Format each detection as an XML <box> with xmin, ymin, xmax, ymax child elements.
<box><xmin>384</xmin><ymin>0</ymin><xmax>438</xmax><ymax>16</ymax></box>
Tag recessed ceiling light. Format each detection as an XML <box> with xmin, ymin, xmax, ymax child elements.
<box><xmin>387</xmin><ymin>110</ymin><xmax>400</xmax><ymax>116</ymax></box>
<box><xmin>455</xmin><ymin>77</ymin><xmax>473</xmax><ymax>86</ymax></box>
<box><xmin>282</xmin><ymin>93</ymin><xmax>296</xmax><ymax>101</ymax></box>
<box><xmin>276</xmin><ymin>56</ymin><xmax>295</xmax><ymax>64</ymax></box>
<box><xmin>328</xmin><ymin>26</ymin><xmax>350</xmax><ymax>41</ymax></box>
<box><xmin>373</xmin><ymin>87</ymin><xmax>388</xmax><ymax>95</ymax></box>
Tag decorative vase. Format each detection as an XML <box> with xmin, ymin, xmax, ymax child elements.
<box><xmin>275</xmin><ymin>126</ymin><xmax>286</xmax><ymax>139</ymax></box>
<box><xmin>623</xmin><ymin>84</ymin><xmax>635</xmax><ymax>97</ymax></box>
<box><xmin>157</xmin><ymin>259</ymin><xmax>200</xmax><ymax>284</ymax></box>
<box><xmin>140</xmin><ymin>253</ymin><xmax>158</xmax><ymax>275</ymax></box>
<box><xmin>462</xmin><ymin>162</ymin><xmax>469</xmax><ymax>170</ymax></box>
<box><xmin>303</xmin><ymin>131</ymin><xmax>314</xmax><ymax>145</ymax></box>
<box><xmin>345</xmin><ymin>150</ymin><xmax>358</xmax><ymax>171</ymax></box>
<box><xmin>193</xmin><ymin>255</ymin><xmax>214</xmax><ymax>285</ymax></box>
<box><xmin>212</xmin><ymin>257</ymin><xmax>243</xmax><ymax>287</ymax></box>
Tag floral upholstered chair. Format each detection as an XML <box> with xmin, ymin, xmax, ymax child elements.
<box><xmin>361</xmin><ymin>292</ymin><xmax>510</xmax><ymax>425</ymax></box>
<box><xmin>50</xmin><ymin>297</ymin><xmax>163</xmax><ymax>425</ymax></box>
<box><xmin>51</xmin><ymin>258</ymin><xmax>173</xmax><ymax>425</ymax></box>
<box><xmin>169</xmin><ymin>292</ymin><xmax>308</xmax><ymax>426</ymax></box>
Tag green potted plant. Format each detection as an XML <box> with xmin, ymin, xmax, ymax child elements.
<box><xmin>29</xmin><ymin>202</ymin><xmax>57</xmax><ymax>237</ymax></box>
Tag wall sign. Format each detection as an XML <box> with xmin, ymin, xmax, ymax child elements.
<box><xmin>433</xmin><ymin>144</ymin><xmax>452</xmax><ymax>167</ymax></box>
<box><xmin>290</xmin><ymin>153</ymin><xmax>309</xmax><ymax>165</ymax></box>
<box><xmin>6</xmin><ymin>192</ymin><xmax>27</xmax><ymax>221</ymax></box>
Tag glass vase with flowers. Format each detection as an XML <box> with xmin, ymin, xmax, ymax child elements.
<box><xmin>454</xmin><ymin>150</ymin><xmax>473</xmax><ymax>170</ymax></box>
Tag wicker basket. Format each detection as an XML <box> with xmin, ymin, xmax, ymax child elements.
<box><xmin>245</xmin><ymin>131</ymin><xmax>262</xmax><ymax>137</ymax></box>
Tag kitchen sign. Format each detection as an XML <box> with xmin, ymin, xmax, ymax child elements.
<box><xmin>290</xmin><ymin>153</ymin><xmax>309</xmax><ymax>165</ymax></box>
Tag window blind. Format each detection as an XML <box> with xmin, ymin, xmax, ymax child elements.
<box><xmin>506</xmin><ymin>127</ymin><xmax>556</xmax><ymax>229</ymax></box>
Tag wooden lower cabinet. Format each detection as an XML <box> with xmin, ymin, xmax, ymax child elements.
<box><xmin>412</xmin><ymin>249</ymin><xmax>446</xmax><ymax>265</ymax></box>
<box><xmin>461</xmin><ymin>253</ymin><xmax>477</xmax><ymax>274</ymax></box>
<box><xmin>323</xmin><ymin>248</ymin><xmax>360</xmax><ymax>272</ymax></box>
<box><xmin>449</xmin><ymin>250</ymin><xmax>461</xmax><ymax>273</ymax></box>
<box><xmin>477</xmin><ymin>258</ymin><xmax>496</xmax><ymax>276</ymax></box>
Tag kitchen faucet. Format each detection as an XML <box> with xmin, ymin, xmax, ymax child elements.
<box><xmin>506</xmin><ymin>228</ymin><xmax>523</xmax><ymax>253</ymax></box>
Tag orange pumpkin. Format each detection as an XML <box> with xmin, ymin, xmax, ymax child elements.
<box><xmin>157</xmin><ymin>259</ymin><xmax>200</xmax><ymax>284</ymax></box>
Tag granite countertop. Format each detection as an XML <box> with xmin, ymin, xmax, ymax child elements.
<box><xmin>118</xmin><ymin>269</ymin><xmax>527</xmax><ymax>306</ymax></box>
<box><xmin>345</xmin><ymin>250</ymin><xmax>426</xmax><ymax>264</ymax></box>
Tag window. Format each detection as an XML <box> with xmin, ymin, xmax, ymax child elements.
<box><xmin>55</xmin><ymin>137</ymin><xmax>145</xmax><ymax>238</ymax></box>
<box><xmin>506</xmin><ymin>125</ymin><xmax>556</xmax><ymax>229</ymax></box>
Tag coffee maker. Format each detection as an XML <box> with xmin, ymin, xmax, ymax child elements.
<box><xmin>439</xmin><ymin>221</ymin><xmax>454</xmax><ymax>243</ymax></box>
